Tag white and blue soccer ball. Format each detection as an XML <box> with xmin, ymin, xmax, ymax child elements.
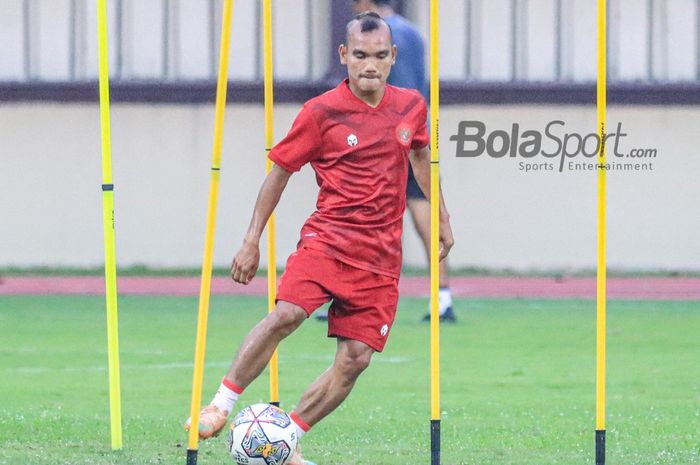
<box><xmin>227</xmin><ymin>404</ymin><xmax>298</xmax><ymax>465</ymax></box>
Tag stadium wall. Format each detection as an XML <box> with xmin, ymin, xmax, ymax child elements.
<box><xmin>1</xmin><ymin>102</ymin><xmax>698</xmax><ymax>272</ymax></box>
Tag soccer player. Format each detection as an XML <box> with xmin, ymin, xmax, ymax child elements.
<box><xmin>186</xmin><ymin>12</ymin><xmax>454</xmax><ymax>464</ymax></box>
<box><xmin>352</xmin><ymin>0</ymin><xmax>456</xmax><ymax>322</ymax></box>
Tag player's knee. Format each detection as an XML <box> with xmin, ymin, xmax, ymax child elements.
<box><xmin>267</xmin><ymin>304</ymin><xmax>306</xmax><ymax>338</ymax></box>
<box><xmin>337</xmin><ymin>348</ymin><xmax>373</xmax><ymax>381</ymax></box>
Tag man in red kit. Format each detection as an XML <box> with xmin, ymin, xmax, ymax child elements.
<box><xmin>185</xmin><ymin>12</ymin><xmax>454</xmax><ymax>464</ymax></box>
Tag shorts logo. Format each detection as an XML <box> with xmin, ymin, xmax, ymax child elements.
<box><xmin>347</xmin><ymin>134</ymin><xmax>358</xmax><ymax>147</ymax></box>
<box><xmin>396</xmin><ymin>124</ymin><xmax>411</xmax><ymax>146</ymax></box>
<box><xmin>380</xmin><ymin>324</ymin><xmax>389</xmax><ymax>337</ymax></box>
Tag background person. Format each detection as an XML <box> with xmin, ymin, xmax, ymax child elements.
<box><xmin>353</xmin><ymin>0</ymin><xmax>456</xmax><ymax>322</ymax></box>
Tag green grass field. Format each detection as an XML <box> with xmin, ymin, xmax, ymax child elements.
<box><xmin>0</xmin><ymin>296</ymin><xmax>698</xmax><ymax>465</ymax></box>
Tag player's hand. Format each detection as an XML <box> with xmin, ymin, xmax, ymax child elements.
<box><xmin>439</xmin><ymin>218</ymin><xmax>454</xmax><ymax>261</ymax></box>
<box><xmin>231</xmin><ymin>239</ymin><xmax>260</xmax><ymax>285</ymax></box>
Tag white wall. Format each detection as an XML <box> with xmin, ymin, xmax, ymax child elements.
<box><xmin>2</xmin><ymin>0</ymin><xmax>697</xmax><ymax>83</ymax></box>
<box><xmin>1</xmin><ymin>102</ymin><xmax>698</xmax><ymax>271</ymax></box>
<box><xmin>410</xmin><ymin>0</ymin><xmax>699</xmax><ymax>82</ymax></box>
<box><xmin>0</xmin><ymin>0</ymin><xmax>331</xmax><ymax>82</ymax></box>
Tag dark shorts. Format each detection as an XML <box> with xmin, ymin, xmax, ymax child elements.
<box><xmin>406</xmin><ymin>165</ymin><xmax>427</xmax><ymax>200</ymax></box>
<box><xmin>277</xmin><ymin>247</ymin><xmax>399</xmax><ymax>352</ymax></box>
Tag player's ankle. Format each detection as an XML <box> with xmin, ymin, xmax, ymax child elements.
<box><xmin>211</xmin><ymin>378</ymin><xmax>244</xmax><ymax>414</ymax></box>
<box><xmin>289</xmin><ymin>411</ymin><xmax>311</xmax><ymax>440</ymax></box>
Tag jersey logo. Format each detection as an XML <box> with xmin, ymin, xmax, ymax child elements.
<box><xmin>380</xmin><ymin>324</ymin><xmax>389</xmax><ymax>337</ymax></box>
<box><xmin>396</xmin><ymin>124</ymin><xmax>412</xmax><ymax>146</ymax></box>
<box><xmin>347</xmin><ymin>134</ymin><xmax>358</xmax><ymax>147</ymax></box>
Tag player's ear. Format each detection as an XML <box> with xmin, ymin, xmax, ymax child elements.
<box><xmin>339</xmin><ymin>43</ymin><xmax>348</xmax><ymax>65</ymax></box>
<box><xmin>391</xmin><ymin>44</ymin><xmax>397</xmax><ymax>65</ymax></box>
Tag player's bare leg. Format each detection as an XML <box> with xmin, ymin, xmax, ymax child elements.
<box><xmin>293</xmin><ymin>338</ymin><xmax>374</xmax><ymax>426</ymax></box>
<box><xmin>407</xmin><ymin>198</ymin><xmax>456</xmax><ymax>322</ymax></box>
<box><xmin>187</xmin><ymin>301</ymin><xmax>307</xmax><ymax>438</ymax></box>
<box><xmin>225</xmin><ymin>301</ymin><xmax>307</xmax><ymax>386</ymax></box>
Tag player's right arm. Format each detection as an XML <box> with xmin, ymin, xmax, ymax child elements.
<box><xmin>232</xmin><ymin>103</ymin><xmax>319</xmax><ymax>284</ymax></box>
<box><xmin>231</xmin><ymin>164</ymin><xmax>292</xmax><ymax>284</ymax></box>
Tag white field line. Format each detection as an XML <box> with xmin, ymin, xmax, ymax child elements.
<box><xmin>7</xmin><ymin>354</ymin><xmax>410</xmax><ymax>374</ymax></box>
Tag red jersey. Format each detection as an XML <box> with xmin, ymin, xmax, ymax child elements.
<box><xmin>269</xmin><ymin>79</ymin><xmax>429</xmax><ymax>278</ymax></box>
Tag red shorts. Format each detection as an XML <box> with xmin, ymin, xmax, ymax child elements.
<box><xmin>277</xmin><ymin>247</ymin><xmax>399</xmax><ymax>352</ymax></box>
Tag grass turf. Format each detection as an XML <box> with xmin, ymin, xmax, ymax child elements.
<box><xmin>0</xmin><ymin>296</ymin><xmax>698</xmax><ymax>465</ymax></box>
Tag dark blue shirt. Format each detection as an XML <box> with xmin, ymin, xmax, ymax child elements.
<box><xmin>384</xmin><ymin>14</ymin><xmax>427</xmax><ymax>100</ymax></box>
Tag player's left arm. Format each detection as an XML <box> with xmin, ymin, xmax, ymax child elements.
<box><xmin>409</xmin><ymin>145</ymin><xmax>454</xmax><ymax>260</ymax></box>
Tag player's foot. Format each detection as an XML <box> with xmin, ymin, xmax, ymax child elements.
<box><xmin>184</xmin><ymin>404</ymin><xmax>229</xmax><ymax>439</ymax></box>
<box><xmin>314</xmin><ymin>310</ymin><xmax>329</xmax><ymax>321</ymax></box>
<box><xmin>288</xmin><ymin>446</ymin><xmax>317</xmax><ymax>465</ymax></box>
<box><xmin>422</xmin><ymin>306</ymin><xmax>457</xmax><ymax>323</ymax></box>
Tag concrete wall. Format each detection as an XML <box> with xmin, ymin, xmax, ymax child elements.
<box><xmin>1</xmin><ymin>102</ymin><xmax>698</xmax><ymax>271</ymax></box>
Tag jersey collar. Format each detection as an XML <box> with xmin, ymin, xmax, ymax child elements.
<box><xmin>340</xmin><ymin>78</ymin><xmax>391</xmax><ymax>111</ymax></box>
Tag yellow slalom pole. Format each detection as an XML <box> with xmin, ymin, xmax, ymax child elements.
<box><xmin>187</xmin><ymin>1</ymin><xmax>234</xmax><ymax>463</ymax></box>
<box><xmin>262</xmin><ymin>0</ymin><xmax>280</xmax><ymax>407</ymax></box>
<box><xmin>596</xmin><ymin>0</ymin><xmax>607</xmax><ymax>463</ymax></box>
<box><xmin>429</xmin><ymin>1</ymin><xmax>441</xmax><ymax>464</ymax></box>
<box><xmin>96</xmin><ymin>0</ymin><xmax>122</xmax><ymax>451</ymax></box>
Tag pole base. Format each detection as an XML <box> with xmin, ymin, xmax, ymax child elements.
<box><xmin>186</xmin><ymin>449</ymin><xmax>198</xmax><ymax>465</ymax></box>
<box><xmin>270</xmin><ymin>401</ymin><xmax>280</xmax><ymax>407</ymax></box>
<box><xmin>596</xmin><ymin>429</ymin><xmax>606</xmax><ymax>465</ymax></box>
<box><xmin>431</xmin><ymin>419</ymin><xmax>441</xmax><ymax>465</ymax></box>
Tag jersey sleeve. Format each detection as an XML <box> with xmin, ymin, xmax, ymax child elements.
<box><xmin>411</xmin><ymin>99</ymin><xmax>429</xmax><ymax>150</ymax></box>
<box><xmin>268</xmin><ymin>104</ymin><xmax>322</xmax><ymax>172</ymax></box>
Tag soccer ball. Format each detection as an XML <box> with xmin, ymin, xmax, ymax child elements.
<box><xmin>227</xmin><ymin>404</ymin><xmax>298</xmax><ymax>465</ymax></box>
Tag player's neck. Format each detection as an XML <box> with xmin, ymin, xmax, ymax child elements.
<box><xmin>347</xmin><ymin>81</ymin><xmax>386</xmax><ymax>108</ymax></box>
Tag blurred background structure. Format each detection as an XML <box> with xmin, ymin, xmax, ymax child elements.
<box><xmin>1</xmin><ymin>0</ymin><xmax>699</xmax><ymax>271</ymax></box>
<box><xmin>2</xmin><ymin>0</ymin><xmax>698</xmax><ymax>85</ymax></box>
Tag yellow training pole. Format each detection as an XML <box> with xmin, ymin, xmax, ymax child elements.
<box><xmin>596</xmin><ymin>0</ymin><xmax>607</xmax><ymax>463</ymax></box>
<box><xmin>429</xmin><ymin>0</ymin><xmax>441</xmax><ymax>464</ymax></box>
<box><xmin>262</xmin><ymin>0</ymin><xmax>280</xmax><ymax>407</ymax></box>
<box><xmin>187</xmin><ymin>1</ymin><xmax>234</xmax><ymax>464</ymax></box>
<box><xmin>96</xmin><ymin>0</ymin><xmax>122</xmax><ymax>451</ymax></box>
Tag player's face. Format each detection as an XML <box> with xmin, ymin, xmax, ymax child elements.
<box><xmin>340</xmin><ymin>24</ymin><xmax>396</xmax><ymax>96</ymax></box>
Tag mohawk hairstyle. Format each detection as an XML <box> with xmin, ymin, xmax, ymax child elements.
<box><xmin>344</xmin><ymin>11</ymin><xmax>394</xmax><ymax>45</ymax></box>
